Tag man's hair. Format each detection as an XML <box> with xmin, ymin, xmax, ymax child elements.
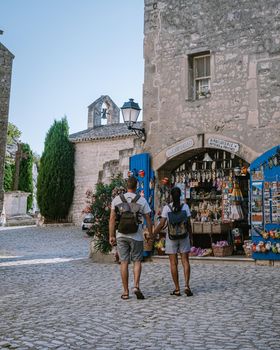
<box><xmin>127</xmin><ymin>176</ymin><xmax>137</xmax><ymax>190</ymax></box>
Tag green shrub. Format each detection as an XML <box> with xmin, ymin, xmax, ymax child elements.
<box><xmin>87</xmin><ymin>174</ymin><xmax>126</xmax><ymax>253</ymax></box>
<box><xmin>18</xmin><ymin>143</ymin><xmax>33</xmax><ymax>210</ymax></box>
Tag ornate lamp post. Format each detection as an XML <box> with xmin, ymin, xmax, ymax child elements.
<box><xmin>121</xmin><ymin>98</ymin><xmax>146</xmax><ymax>142</ymax></box>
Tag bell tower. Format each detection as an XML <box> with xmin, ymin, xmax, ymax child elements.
<box><xmin>87</xmin><ymin>95</ymin><xmax>120</xmax><ymax>128</ymax></box>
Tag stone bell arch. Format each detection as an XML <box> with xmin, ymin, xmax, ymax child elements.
<box><xmin>87</xmin><ymin>95</ymin><xmax>120</xmax><ymax>128</ymax></box>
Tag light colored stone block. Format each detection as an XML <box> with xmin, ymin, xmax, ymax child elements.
<box><xmin>247</xmin><ymin>110</ymin><xmax>259</xmax><ymax>126</ymax></box>
<box><xmin>4</xmin><ymin>191</ymin><xmax>30</xmax><ymax>217</ymax></box>
<box><xmin>255</xmin><ymin>260</ymin><xmax>273</xmax><ymax>266</ymax></box>
<box><xmin>248</xmin><ymin>61</ymin><xmax>257</xmax><ymax>78</ymax></box>
<box><xmin>90</xmin><ymin>251</ymin><xmax>116</xmax><ymax>264</ymax></box>
<box><xmin>89</xmin><ymin>240</ymin><xmax>116</xmax><ymax>263</ymax></box>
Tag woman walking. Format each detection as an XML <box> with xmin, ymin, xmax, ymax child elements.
<box><xmin>154</xmin><ymin>187</ymin><xmax>193</xmax><ymax>296</ymax></box>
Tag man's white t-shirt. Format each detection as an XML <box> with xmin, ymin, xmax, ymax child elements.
<box><xmin>111</xmin><ymin>192</ymin><xmax>151</xmax><ymax>241</ymax></box>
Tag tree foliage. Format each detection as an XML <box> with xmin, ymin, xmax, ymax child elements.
<box><xmin>4</xmin><ymin>122</ymin><xmax>20</xmax><ymax>193</ymax></box>
<box><xmin>87</xmin><ymin>174</ymin><xmax>126</xmax><ymax>253</ymax></box>
<box><xmin>7</xmin><ymin>122</ymin><xmax>21</xmax><ymax>145</ymax></box>
<box><xmin>37</xmin><ymin>117</ymin><xmax>75</xmax><ymax>221</ymax></box>
<box><xmin>3</xmin><ymin>161</ymin><xmax>14</xmax><ymax>191</ymax></box>
<box><xmin>18</xmin><ymin>143</ymin><xmax>33</xmax><ymax>210</ymax></box>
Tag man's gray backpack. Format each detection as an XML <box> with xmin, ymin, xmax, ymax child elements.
<box><xmin>167</xmin><ymin>204</ymin><xmax>189</xmax><ymax>240</ymax></box>
<box><xmin>116</xmin><ymin>194</ymin><xmax>141</xmax><ymax>234</ymax></box>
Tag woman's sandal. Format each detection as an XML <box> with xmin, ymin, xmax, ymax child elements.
<box><xmin>121</xmin><ymin>294</ymin><xmax>129</xmax><ymax>300</ymax></box>
<box><xmin>184</xmin><ymin>287</ymin><xmax>193</xmax><ymax>297</ymax></box>
<box><xmin>170</xmin><ymin>289</ymin><xmax>181</xmax><ymax>296</ymax></box>
<box><xmin>133</xmin><ymin>287</ymin><xmax>145</xmax><ymax>299</ymax></box>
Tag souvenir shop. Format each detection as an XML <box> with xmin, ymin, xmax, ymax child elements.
<box><xmin>156</xmin><ymin>148</ymin><xmax>250</xmax><ymax>256</ymax></box>
<box><xmin>130</xmin><ymin>145</ymin><xmax>280</xmax><ymax>259</ymax></box>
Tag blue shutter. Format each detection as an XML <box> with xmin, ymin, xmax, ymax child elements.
<box><xmin>129</xmin><ymin>153</ymin><xmax>155</xmax><ymax>214</ymax></box>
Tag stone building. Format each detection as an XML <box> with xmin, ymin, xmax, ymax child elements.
<box><xmin>69</xmin><ymin>1</ymin><xmax>280</xmax><ymax>229</ymax></box>
<box><xmin>0</xmin><ymin>40</ymin><xmax>14</xmax><ymax>218</ymax></box>
<box><xmin>69</xmin><ymin>95</ymin><xmax>142</xmax><ymax>224</ymax></box>
<box><xmin>143</xmin><ymin>0</ymin><xmax>280</xmax><ymax>176</ymax></box>
<box><xmin>139</xmin><ymin>0</ymin><xmax>280</xmax><ymax>249</ymax></box>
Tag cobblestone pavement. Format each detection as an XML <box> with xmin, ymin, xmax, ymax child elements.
<box><xmin>1</xmin><ymin>226</ymin><xmax>280</xmax><ymax>350</ymax></box>
<box><xmin>0</xmin><ymin>226</ymin><xmax>89</xmax><ymax>260</ymax></box>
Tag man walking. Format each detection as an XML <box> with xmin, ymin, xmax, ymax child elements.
<box><xmin>109</xmin><ymin>176</ymin><xmax>153</xmax><ymax>300</ymax></box>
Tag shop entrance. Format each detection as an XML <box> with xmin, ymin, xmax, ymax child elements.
<box><xmin>157</xmin><ymin>148</ymin><xmax>250</xmax><ymax>255</ymax></box>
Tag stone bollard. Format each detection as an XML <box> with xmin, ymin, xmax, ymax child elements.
<box><xmin>89</xmin><ymin>238</ymin><xmax>117</xmax><ymax>263</ymax></box>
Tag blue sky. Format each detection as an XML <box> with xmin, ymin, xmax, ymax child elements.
<box><xmin>0</xmin><ymin>0</ymin><xmax>144</xmax><ymax>154</ymax></box>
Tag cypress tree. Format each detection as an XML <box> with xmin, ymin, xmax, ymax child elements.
<box><xmin>37</xmin><ymin>117</ymin><xmax>75</xmax><ymax>221</ymax></box>
<box><xmin>18</xmin><ymin>143</ymin><xmax>33</xmax><ymax>210</ymax></box>
<box><xmin>4</xmin><ymin>161</ymin><xmax>14</xmax><ymax>191</ymax></box>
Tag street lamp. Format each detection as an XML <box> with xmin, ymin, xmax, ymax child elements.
<box><xmin>121</xmin><ymin>98</ymin><xmax>146</xmax><ymax>142</ymax></box>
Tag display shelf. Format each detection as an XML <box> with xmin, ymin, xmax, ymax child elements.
<box><xmin>190</xmin><ymin>197</ymin><xmax>222</xmax><ymax>201</ymax></box>
<box><xmin>252</xmin><ymin>252</ymin><xmax>280</xmax><ymax>260</ymax></box>
<box><xmin>192</xmin><ymin>221</ymin><xmax>231</xmax><ymax>233</ymax></box>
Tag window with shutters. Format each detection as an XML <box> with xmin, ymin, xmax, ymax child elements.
<box><xmin>188</xmin><ymin>52</ymin><xmax>211</xmax><ymax>100</ymax></box>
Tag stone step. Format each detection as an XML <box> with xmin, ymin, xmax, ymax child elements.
<box><xmin>5</xmin><ymin>215</ymin><xmax>36</xmax><ymax>227</ymax></box>
<box><xmin>152</xmin><ymin>254</ymin><xmax>255</xmax><ymax>265</ymax></box>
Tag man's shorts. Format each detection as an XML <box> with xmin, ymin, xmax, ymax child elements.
<box><xmin>165</xmin><ymin>235</ymin><xmax>191</xmax><ymax>255</ymax></box>
<box><xmin>117</xmin><ymin>237</ymin><xmax>143</xmax><ymax>263</ymax></box>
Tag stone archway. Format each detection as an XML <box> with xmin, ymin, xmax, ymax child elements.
<box><xmin>152</xmin><ymin>133</ymin><xmax>261</xmax><ymax>175</ymax></box>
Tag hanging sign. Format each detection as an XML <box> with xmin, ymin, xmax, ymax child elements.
<box><xmin>208</xmin><ymin>138</ymin><xmax>240</xmax><ymax>153</ymax></box>
<box><xmin>166</xmin><ymin>139</ymin><xmax>194</xmax><ymax>158</ymax></box>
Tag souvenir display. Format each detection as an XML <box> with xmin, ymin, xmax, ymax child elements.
<box><xmin>212</xmin><ymin>240</ymin><xmax>233</xmax><ymax>257</ymax></box>
<box><xmin>250</xmin><ymin>145</ymin><xmax>280</xmax><ymax>261</ymax></box>
<box><xmin>229</xmin><ymin>182</ymin><xmax>244</xmax><ymax>221</ymax></box>
<box><xmin>243</xmin><ymin>240</ymin><xmax>252</xmax><ymax>257</ymax></box>
<box><xmin>251</xmin><ymin>182</ymin><xmax>263</xmax><ymax>224</ymax></box>
<box><xmin>160</xmin><ymin>149</ymin><xmax>250</xmax><ymax>253</ymax></box>
<box><xmin>189</xmin><ymin>246</ymin><xmax>213</xmax><ymax>257</ymax></box>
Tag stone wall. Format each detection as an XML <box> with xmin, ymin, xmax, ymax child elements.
<box><xmin>0</xmin><ymin>42</ymin><xmax>14</xmax><ymax>215</ymax></box>
<box><xmin>70</xmin><ymin>136</ymin><xmax>138</xmax><ymax>224</ymax></box>
<box><xmin>143</xmin><ymin>0</ymin><xmax>280</xmax><ymax>169</ymax></box>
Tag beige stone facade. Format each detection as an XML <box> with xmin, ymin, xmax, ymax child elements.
<box><xmin>69</xmin><ymin>96</ymin><xmax>142</xmax><ymax>224</ymax></box>
<box><xmin>70</xmin><ymin>136</ymin><xmax>138</xmax><ymax>224</ymax></box>
<box><xmin>143</xmin><ymin>0</ymin><xmax>280</xmax><ymax>176</ymax></box>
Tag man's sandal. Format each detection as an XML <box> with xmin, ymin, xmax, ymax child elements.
<box><xmin>170</xmin><ymin>290</ymin><xmax>181</xmax><ymax>296</ymax></box>
<box><xmin>121</xmin><ymin>294</ymin><xmax>129</xmax><ymax>300</ymax></box>
<box><xmin>133</xmin><ymin>287</ymin><xmax>145</xmax><ymax>299</ymax></box>
<box><xmin>184</xmin><ymin>287</ymin><xmax>193</xmax><ymax>297</ymax></box>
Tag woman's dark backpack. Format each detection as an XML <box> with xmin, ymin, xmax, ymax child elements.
<box><xmin>115</xmin><ymin>194</ymin><xmax>141</xmax><ymax>234</ymax></box>
<box><xmin>167</xmin><ymin>204</ymin><xmax>189</xmax><ymax>240</ymax></box>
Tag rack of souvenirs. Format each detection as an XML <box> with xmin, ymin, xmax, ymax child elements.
<box><xmin>153</xmin><ymin>150</ymin><xmax>250</xmax><ymax>253</ymax></box>
<box><xmin>185</xmin><ymin>177</ymin><xmax>246</xmax><ymax>236</ymax></box>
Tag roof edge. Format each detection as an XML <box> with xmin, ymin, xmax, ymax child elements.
<box><xmin>69</xmin><ymin>133</ymin><xmax>137</xmax><ymax>143</ymax></box>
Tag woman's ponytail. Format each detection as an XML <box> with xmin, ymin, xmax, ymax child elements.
<box><xmin>171</xmin><ymin>187</ymin><xmax>181</xmax><ymax>212</ymax></box>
